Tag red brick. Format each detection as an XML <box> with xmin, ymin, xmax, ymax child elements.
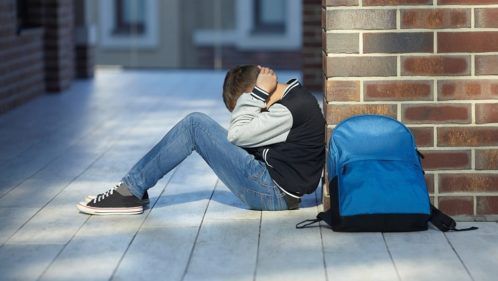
<box><xmin>439</xmin><ymin>0</ymin><xmax>498</xmax><ymax>4</ymax></box>
<box><xmin>438</xmin><ymin>80</ymin><xmax>498</xmax><ymax>100</ymax></box>
<box><xmin>326</xmin><ymin>104</ymin><xmax>397</xmax><ymax>124</ymax></box>
<box><xmin>409</xmin><ymin>127</ymin><xmax>434</xmax><ymax>147</ymax></box>
<box><xmin>439</xmin><ymin>173</ymin><xmax>498</xmax><ymax>192</ymax></box>
<box><xmin>420</xmin><ymin>150</ymin><xmax>471</xmax><ymax>170</ymax></box>
<box><xmin>401</xmin><ymin>56</ymin><xmax>469</xmax><ymax>76</ymax></box>
<box><xmin>476</xmin><ymin>103</ymin><xmax>498</xmax><ymax>124</ymax></box>
<box><xmin>401</xmin><ymin>8</ymin><xmax>470</xmax><ymax>29</ymax></box>
<box><xmin>364</xmin><ymin>0</ymin><xmax>431</xmax><ymax>4</ymax></box>
<box><xmin>324</xmin><ymin>32</ymin><xmax>359</xmax><ymax>54</ymax></box>
<box><xmin>325</xmin><ymin>56</ymin><xmax>397</xmax><ymax>77</ymax></box>
<box><xmin>438</xmin><ymin>32</ymin><xmax>498</xmax><ymax>53</ymax></box>
<box><xmin>325</xmin><ymin>80</ymin><xmax>360</xmax><ymax>101</ymax></box>
<box><xmin>476</xmin><ymin>56</ymin><xmax>498</xmax><ymax>75</ymax></box>
<box><xmin>475</xmin><ymin>8</ymin><xmax>498</xmax><ymax>28</ymax></box>
<box><xmin>363</xmin><ymin>32</ymin><xmax>433</xmax><ymax>53</ymax></box>
<box><xmin>402</xmin><ymin>104</ymin><xmax>471</xmax><ymax>124</ymax></box>
<box><xmin>325</xmin><ymin>9</ymin><xmax>396</xmax><ymax>30</ymax></box>
<box><xmin>438</xmin><ymin>127</ymin><xmax>498</xmax><ymax>146</ymax></box>
<box><xmin>476</xmin><ymin>149</ymin><xmax>498</xmax><ymax>170</ymax></box>
<box><xmin>425</xmin><ymin>173</ymin><xmax>435</xmax><ymax>193</ymax></box>
<box><xmin>476</xmin><ymin>196</ymin><xmax>498</xmax><ymax>216</ymax></box>
<box><xmin>364</xmin><ymin>80</ymin><xmax>432</xmax><ymax>101</ymax></box>
<box><xmin>438</xmin><ymin>196</ymin><xmax>474</xmax><ymax>216</ymax></box>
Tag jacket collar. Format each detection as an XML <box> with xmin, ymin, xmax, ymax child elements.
<box><xmin>283</xmin><ymin>79</ymin><xmax>301</xmax><ymax>98</ymax></box>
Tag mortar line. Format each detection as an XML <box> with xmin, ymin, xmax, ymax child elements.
<box><xmin>471</xmin><ymin>7</ymin><xmax>475</xmax><ymax>29</ymax></box>
<box><xmin>325</xmin><ymin>4</ymin><xmax>498</xmax><ymax>10</ymax></box>
<box><xmin>474</xmin><ymin>196</ymin><xmax>477</xmax><ymax>217</ymax></box>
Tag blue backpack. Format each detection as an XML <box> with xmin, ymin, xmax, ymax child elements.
<box><xmin>297</xmin><ymin>115</ymin><xmax>477</xmax><ymax>232</ymax></box>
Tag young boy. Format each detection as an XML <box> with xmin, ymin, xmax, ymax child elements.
<box><xmin>77</xmin><ymin>65</ymin><xmax>325</xmax><ymax>215</ymax></box>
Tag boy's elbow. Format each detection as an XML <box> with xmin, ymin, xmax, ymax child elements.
<box><xmin>227</xmin><ymin>130</ymin><xmax>250</xmax><ymax>147</ymax></box>
<box><xmin>227</xmin><ymin>130</ymin><xmax>240</xmax><ymax>145</ymax></box>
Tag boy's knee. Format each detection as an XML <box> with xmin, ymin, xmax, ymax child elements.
<box><xmin>183</xmin><ymin>112</ymin><xmax>216</xmax><ymax>131</ymax></box>
<box><xmin>185</xmin><ymin>112</ymin><xmax>209</xmax><ymax>123</ymax></box>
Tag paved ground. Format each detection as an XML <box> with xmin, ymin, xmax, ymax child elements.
<box><xmin>0</xmin><ymin>69</ymin><xmax>497</xmax><ymax>281</ymax></box>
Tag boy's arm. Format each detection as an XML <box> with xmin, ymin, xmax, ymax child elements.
<box><xmin>227</xmin><ymin>86</ymin><xmax>292</xmax><ymax>148</ymax></box>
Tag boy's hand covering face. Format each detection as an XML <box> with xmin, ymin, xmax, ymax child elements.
<box><xmin>255</xmin><ymin>66</ymin><xmax>277</xmax><ymax>94</ymax></box>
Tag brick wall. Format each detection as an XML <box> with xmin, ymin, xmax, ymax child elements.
<box><xmin>302</xmin><ymin>0</ymin><xmax>323</xmax><ymax>92</ymax></box>
<box><xmin>0</xmin><ymin>0</ymin><xmax>93</xmax><ymax>114</ymax></box>
<box><xmin>322</xmin><ymin>0</ymin><xmax>498</xmax><ymax>220</ymax></box>
<box><xmin>74</xmin><ymin>0</ymin><xmax>94</xmax><ymax>78</ymax></box>
<box><xmin>0</xmin><ymin>0</ymin><xmax>45</xmax><ymax>114</ymax></box>
<box><xmin>75</xmin><ymin>45</ymin><xmax>94</xmax><ymax>78</ymax></box>
<box><xmin>42</xmin><ymin>0</ymin><xmax>75</xmax><ymax>92</ymax></box>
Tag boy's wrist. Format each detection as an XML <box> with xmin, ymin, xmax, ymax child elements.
<box><xmin>251</xmin><ymin>86</ymin><xmax>270</xmax><ymax>102</ymax></box>
<box><xmin>255</xmin><ymin>84</ymin><xmax>273</xmax><ymax>94</ymax></box>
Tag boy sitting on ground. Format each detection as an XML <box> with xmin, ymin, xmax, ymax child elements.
<box><xmin>77</xmin><ymin>65</ymin><xmax>325</xmax><ymax>215</ymax></box>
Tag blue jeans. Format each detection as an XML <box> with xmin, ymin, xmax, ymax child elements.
<box><xmin>122</xmin><ymin>112</ymin><xmax>288</xmax><ymax>211</ymax></box>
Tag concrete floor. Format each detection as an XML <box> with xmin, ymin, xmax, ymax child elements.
<box><xmin>0</xmin><ymin>69</ymin><xmax>497</xmax><ymax>281</ymax></box>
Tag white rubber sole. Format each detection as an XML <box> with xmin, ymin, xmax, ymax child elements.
<box><xmin>76</xmin><ymin>202</ymin><xmax>143</xmax><ymax>215</ymax></box>
<box><xmin>84</xmin><ymin>195</ymin><xmax>149</xmax><ymax>204</ymax></box>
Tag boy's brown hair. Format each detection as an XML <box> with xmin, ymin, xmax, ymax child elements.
<box><xmin>222</xmin><ymin>65</ymin><xmax>260</xmax><ymax>112</ymax></box>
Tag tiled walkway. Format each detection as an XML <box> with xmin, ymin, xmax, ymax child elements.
<box><xmin>0</xmin><ymin>69</ymin><xmax>496</xmax><ymax>281</ymax></box>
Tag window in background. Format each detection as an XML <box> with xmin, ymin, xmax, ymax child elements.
<box><xmin>99</xmin><ymin>0</ymin><xmax>158</xmax><ymax>49</ymax></box>
<box><xmin>113</xmin><ymin>0</ymin><xmax>146</xmax><ymax>35</ymax></box>
<box><xmin>193</xmin><ymin>0</ymin><xmax>301</xmax><ymax>50</ymax></box>
<box><xmin>253</xmin><ymin>0</ymin><xmax>286</xmax><ymax>34</ymax></box>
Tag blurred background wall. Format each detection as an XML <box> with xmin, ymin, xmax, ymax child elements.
<box><xmin>89</xmin><ymin>0</ymin><xmax>304</xmax><ymax>70</ymax></box>
<box><xmin>0</xmin><ymin>0</ymin><xmax>322</xmax><ymax>114</ymax></box>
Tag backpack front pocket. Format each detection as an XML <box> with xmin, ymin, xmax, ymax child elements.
<box><xmin>339</xmin><ymin>159</ymin><xmax>430</xmax><ymax>217</ymax></box>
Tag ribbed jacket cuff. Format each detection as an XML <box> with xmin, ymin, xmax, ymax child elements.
<box><xmin>251</xmin><ymin>86</ymin><xmax>269</xmax><ymax>102</ymax></box>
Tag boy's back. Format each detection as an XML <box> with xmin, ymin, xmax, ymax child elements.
<box><xmin>229</xmin><ymin>78</ymin><xmax>325</xmax><ymax>198</ymax></box>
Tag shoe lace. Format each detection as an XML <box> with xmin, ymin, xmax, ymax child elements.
<box><xmin>93</xmin><ymin>184</ymin><xmax>119</xmax><ymax>203</ymax></box>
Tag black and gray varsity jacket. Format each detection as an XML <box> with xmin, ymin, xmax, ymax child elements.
<box><xmin>227</xmin><ymin>79</ymin><xmax>325</xmax><ymax>198</ymax></box>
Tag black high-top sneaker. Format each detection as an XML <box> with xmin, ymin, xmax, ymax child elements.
<box><xmin>77</xmin><ymin>184</ymin><xmax>143</xmax><ymax>215</ymax></box>
<box><xmin>85</xmin><ymin>190</ymin><xmax>149</xmax><ymax>204</ymax></box>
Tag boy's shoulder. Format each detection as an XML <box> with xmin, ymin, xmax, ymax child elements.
<box><xmin>280</xmin><ymin>83</ymin><xmax>315</xmax><ymax>105</ymax></box>
<box><xmin>278</xmin><ymin>82</ymin><xmax>323</xmax><ymax>119</ymax></box>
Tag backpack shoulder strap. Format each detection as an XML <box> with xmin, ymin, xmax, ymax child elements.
<box><xmin>296</xmin><ymin>218</ymin><xmax>321</xmax><ymax>229</ymax></box>
<box><xmin>297</xmin><ymin>206</ymin><xmax>479</xmax><ymax>232</ymax></box>
<box><xmin>296</xmin><ymin>209</ymin><xmax>335</xmax><ymax>229</ymax></box>
<box><xmin>429</xmin><ymin>204</ymin><xmax>478</xmax><ymax>232</ymax></box>
<box><xmin>417</xmin><ymin>150</ymin><xmax>478</xmax><ymax>232</ymax></box>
